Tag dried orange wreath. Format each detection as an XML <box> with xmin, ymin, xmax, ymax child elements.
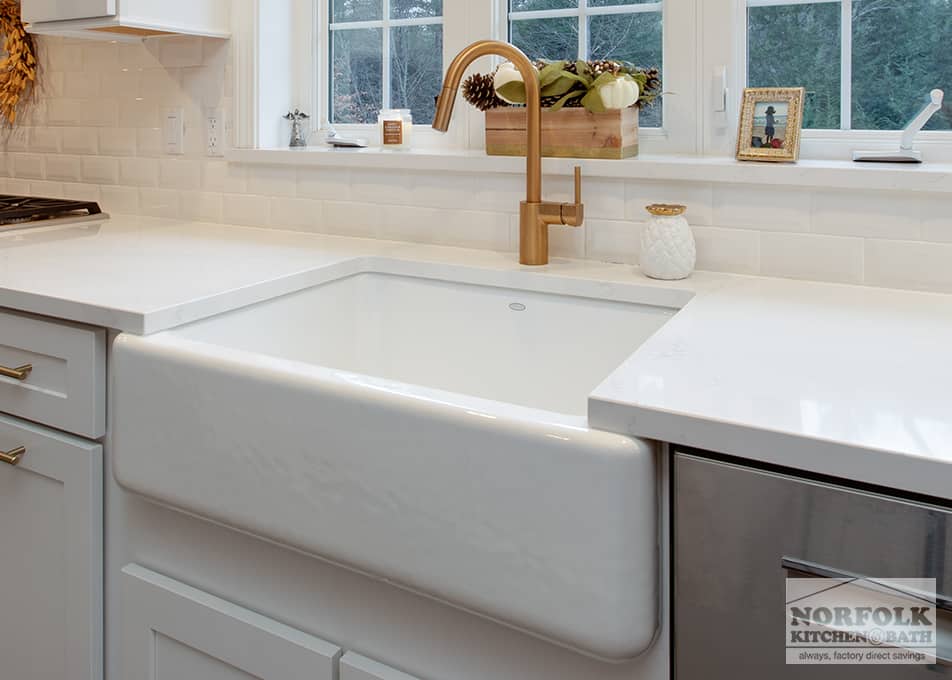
<box><xmin>0</xmin><ymin>0</ymin><xmax>36</xmax><ymax>125</ymax></box>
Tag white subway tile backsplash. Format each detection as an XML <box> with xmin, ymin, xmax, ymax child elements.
<box><xmin>135</xmin><ymin>127</ymin><xmax>163</xmax><ymax>157</ymax></box>
<box><xmin>921</xmin><ymin>196</ymin><xmax>952</xmax><ymax>243</ymax></box>
<box><xmin>62</xmin><ymin>72</ymin><xmax>100</xmax><ymax>99</ymax></box>
<box><xmin>297</xmin><ymin>167</ymin><xmax>352</xmax><ymax>201</ymax></box>
<box><xmin>99</xmin><ymin>71</ymin><xmax>139</xmax><ymax>98</ymax></box>
<box><xmin>12</xmin><ymin>153</ymin><xmax>45</xmax><ymax>179</ymax></box>
<box><xmin>159</xmin><ymin>159</ymin><xmax>202</xmax><ymax>191</ymax></box>
<box><xmin>46</xmin><ymin>99</ymin><xmax>82</xmax><ymax>126</ymax></box>
<box><xmin>62</xmin><ymin>127</ymin><xmax>99</xmax><ymax>155</ymax></box>
<box><xmin>81</xmin><ymin>157</ymin><xmax>120</xmax><ymax>185</ymax></box>
<box><xmin>247</xmin><ymin>165</ymin><xmax>297</xmax><ymax>198</ymax></box>
<box><xmin>82</xmin><ymin>43</ymin><xmax>119</xmax><ymax>73</ymax></box>
<box><xmin>586</xmin><ymin>219</ymin><xmax>641</xmax><ymax>264</ymax></box>
<box><xmin>100</xmin><ymin>185</ymin><xmax>140</xmax><ymax>214</ymax></box>
<box><xmin>4</xmin><ymin>178</ymin><xmax>31</xmax><ymax>195</ymax></box>
<box><xmin>761</xmin><ymin>232</ymin><xmax>863</xmax><ymax>284</ymax></box>
<box><xmin>324</xmin><ymin>201</ymin><xmax>382</xmax><ymax>238</ymax></box>
<box><xmin>350</xmin><ymin>169</ymin><xmax>414</xmax><ymax>206</ymax></box>
<box><xmin>119</xmin><ymin>158</ymin><xmax>158</xmax><ymax>187</ymax></box>
<box><xmin>139</xmin><ymin>188</ymin><xmax>181</xmax><ymax>219</ymax></box>
<box><xmin>864</xmin><ymin>239</ymin><xmax>952</xmax><ymax>293</ymax></box>
<box><xmin>692</xmin><ymin>226</ymin><xmax>760</xmax><ymax>275</ymax></box>
<box><xmin>181</xmin><ymin>192</ymin><xmax>223</xmax><ymax>222</ymax></box>
<box><xmin>222</xmin><ymin>193</ymin><xmax>270</xmax><ymax>227</ymax></box>
<box><xmin>45</xmin><ymin>44</ymin><xmax>83</xmax><ymax>72</ymax></box>
<box><xmin>119</xmin><ymin>98</ymin><xmax>159</xmax><ymax>128</ymax></box>
<box><xmin>100</xmin><ymin>128</ymin><xmax>138</xmax><ymax>157</ymax></box>
<box><xmin>45</xmin><ymin>155</ymin><xmax>82</xmax><ymax>182</ymax></box>
<box><xmin>269</xmin><ymin>197</ymin><xmax>324</xmax><ymax>232</ymax></box>
<box><xmin>811</xmin><ymin>189</ymin><xmax>922</xmax><ymax>239</ymax></box>
<box><xmin>158</xmin><ymin>37</ymin><xmax>204</xmax><ymax>69</ymax></box>
<box><xmin>580</xmin><ymin>178</ymin><xmax>626</xmax><ymax>220</ymax></box>
<box><xmin>28</xmin><ymin>180</ymin><xmax>64</xmax><ymax>197</ymax></box>
<box><xmin>626</xmin><ymin>180</ymin><xmax>714</xmax><ymax>225</ymax></box>
<box><xmin>713</xmin><ymin>184</ymin><xmax>811</xmax><ymax>231</ymax></box>
<box><xmin>61</xmin><ymin>182</ymin><xmax>100</xmax><ymax>202</ymax></box>
<box><xmin>30</xmin><ymin>127</ymin><xmax>62</xmax><ymax>153</ymax></box>
<box><xmin>81</xmin><ymin>99</ymin><xmax>119</xmax><ymax>128</ymax></box>
<box><xmin>4</xmin><ymin>127</ymin><xmax>31</xmax><ymax>152</ymax></box>
<box><xmin>203</xmin><ymin>160</ymin><xmax>247</xmax><ymax>193</ymax></box>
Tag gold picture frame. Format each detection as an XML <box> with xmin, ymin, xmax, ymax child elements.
<box><xmin>736</xmin><ymin>87</ymin><xmax>805</xmax><ymax>162</ymax></box>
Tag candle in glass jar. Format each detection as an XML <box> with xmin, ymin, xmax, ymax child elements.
<box><xmin>378</xmin><ymin>109</ymin><xmax>413</xmax><ymax>150</ymax></box>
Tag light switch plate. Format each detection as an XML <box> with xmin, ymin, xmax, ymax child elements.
<box><xmin>164</xmin><ymin>107</ymin><xmax>185</xmax><ymax>155</ymax></box>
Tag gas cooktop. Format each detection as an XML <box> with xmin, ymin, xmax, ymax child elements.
<box><xmin>0</xmin><ymin>195</ymin><xmax>105</xmax><ymax>230</ymax></box>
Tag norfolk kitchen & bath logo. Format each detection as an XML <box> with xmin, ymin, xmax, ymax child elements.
<box><xmin>786</xmin><ymin>574</ymin><xmax>937</xmax><ymax>665</ymax></box>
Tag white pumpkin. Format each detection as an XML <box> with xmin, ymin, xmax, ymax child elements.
<box><xmin>493</xmin><ymin>62</ymin><xmax>526</xmax><ymax>104</ymax></box>
<box><xmin>598</xmin><ymin>74</ymin><xmax>640</xmax><ymax>110</ymax></box>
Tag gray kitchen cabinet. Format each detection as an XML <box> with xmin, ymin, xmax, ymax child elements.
<box><xmin>674</xmin><ymin>450</ymin><xmax>951</xmax><ymax>679</ymax></box>
<box><xmin>0</xmin><ymin>413</ymin><xmax>103</xmax><ymax>680</ymax></box>
<box><xmin>121</xmin><ymin>564</ymin><xmax>343</xmax><ymax>680</ymax></box>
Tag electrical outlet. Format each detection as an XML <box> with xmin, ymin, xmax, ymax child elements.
<box><xmin>205</xmin><ymin>107</ymin><xmax>224</xmax><ymax>157</ymax></box>
<box><xmin>164</xmin><ymin>107</ymin><xmax>185</xmax><ymax>155</ymax></box>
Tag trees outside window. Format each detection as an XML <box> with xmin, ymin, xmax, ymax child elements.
<box><xmin>330</xmin><ymin>0</ymin><xmax>443</xmax><ymax>124</ymax></box>
<box><xmin>748</xmin><ymin>0</ymin><xmax>952</xmax><ymax>131</ymax></box>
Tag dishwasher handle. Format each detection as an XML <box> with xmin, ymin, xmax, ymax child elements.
<box><xmin>782</xmin><ymin>557</ymin><xmax>952</xmax><ymax>613</ymax></box>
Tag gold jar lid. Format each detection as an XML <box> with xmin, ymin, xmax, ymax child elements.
<box><xmin>646</xmin><ymin>203</ymin><xmax>687</xmax><ymax>217</ymax></box>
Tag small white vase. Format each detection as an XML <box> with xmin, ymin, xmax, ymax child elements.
<box><xmin>639</xmin><ymin>204</ymin><xmax>696</xmax><ymax>280</ymax></box>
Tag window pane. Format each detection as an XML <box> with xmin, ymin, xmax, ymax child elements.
<box><xmin>391</xmin><ymin>24</ymin><xmax>443</xmax><ymax>124</ymax></box>
<box><xmin>331</xmin><ymin>0</ymin><xmax>381</xmax><ymax>23</ymax></box>
<box><xmin>511</xmin><ymin>17</ymin><xmax>578</xmax><ymax>61</ymax></box>
<box><xmin>331</xmin><ymin>28</ymin><xmax>383</xmax><ymax>124</ymax></box>
<box><xmin>852</xmin><ymin>0</ymin><xmax>952</xmax><ymax>131</ymax></box>
<box><xmin>391</xmin><ymin>0</ymin><xmax>441</xmax><ymax>20</ymax></box>
<box><xmin>747</xmin><ymin>2</ymin><xmax>841</xmax><ymax>130</ymax></box>
<box><xmin>589</xmin><ymin>11</ymin><xmax>662</xmax><ymax>127</ymax></box>
<box><xmin>588</xmin><ymin>0</ymin><xmax>658</xmax><ymax>6</ymax></box>
<box><xmin>510</xmin><ymin>0</ymin><xmax>576</xmax><ymax>11</ymax></box>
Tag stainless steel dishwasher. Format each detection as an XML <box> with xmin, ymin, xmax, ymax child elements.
<box><xmin>674</xmin><ymin>450</ymin><xmax>951</xmax><ymax>679</ymax></box>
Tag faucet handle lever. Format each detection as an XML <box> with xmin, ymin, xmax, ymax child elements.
<box><xmin>574</xmin><ymin>166</ymin><xmax>582</xmax><ymax>205</ymax></box>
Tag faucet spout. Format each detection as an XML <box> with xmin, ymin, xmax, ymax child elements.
<box><xmin>433</xmin><ymin>40</ymin><xmax>542</xmax><ymax>203</ymax></box>
<box><xmin>432</xmin><ymin>40</ymin><xmax>583</xmax><ymax>265</ymax></box>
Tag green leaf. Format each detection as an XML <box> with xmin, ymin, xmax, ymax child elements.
<box><xmin>496</xmin><ymin>80</ymin><xmax>527</xmax><ymax>104</ymax></box>
<box><xmin>538</xmin><ymin>61</ymin><xmax>567</xmax><ymax>88</ymax></box>
<box><xmin>580</xmin><ymin>87</ymin><xmax>607</xmax><ymax>114</ymax></box>
<box><xmin>549</xmin><ymin>90</ymin><xmax>584</xmax><ymax>112</ymax></box>
<box><xmin>540</xmin><ymin>75</ymin><xmax>580</xmax><ymax>98</ymax></box>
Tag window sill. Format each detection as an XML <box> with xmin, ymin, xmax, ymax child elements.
<box><xmin>225</xmin><ymin>146</ymin><xmax>952</xmax><ymax>194</ymax></box>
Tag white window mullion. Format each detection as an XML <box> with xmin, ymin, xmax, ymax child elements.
<box><xmin>840</xmin><ymin>0</ymin><xmax>852</xmax><ymax>130</ymax></box>
<box><xmin>578</xmin><ymin>0</ymin><xmax>589</xmax><ymax>60</ymax></box>
<box><xmin>382</xmin><ymin>0</ymin><xmax>391</xmax><ymax>109</ymax></box>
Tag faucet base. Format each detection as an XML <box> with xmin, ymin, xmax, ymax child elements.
<box><xmin>519</xmin><ymin>202</ymin><xmax>553</xmax><ymax>266</ymax></box>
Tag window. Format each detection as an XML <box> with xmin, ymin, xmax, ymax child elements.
<box><xmin>329</xmin><ymin>0</ymin><xmax>444</xmax><ymax>124</ymax></box>
<box><xmin>747</xmin><ymin>0</ymin><xmax>952</xmax><ymax>131</ymax></box>
<box><xmin>507</xmin><ymin>0</ymin><xmax>664</xmax><ymax>127</ymax></box>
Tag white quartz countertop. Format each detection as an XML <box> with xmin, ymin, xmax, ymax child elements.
<box><xmin>2</xmin><ymin>215</ymin><xmax>949</xmax><ymax>498</ymax></box>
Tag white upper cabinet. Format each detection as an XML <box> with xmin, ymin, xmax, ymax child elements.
<box><xmin>22</xmin><ymin>0</ymin><xmax>230</xmax><ymax>39</ymax></box>
<box><xmin>22</xmin><ymin>0</ymin><xmax>115</xmax><ymax>23</ymax></box>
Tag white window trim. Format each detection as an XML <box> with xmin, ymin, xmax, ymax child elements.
<box><xmin>232</xmin><ymin>0</ymin><xmax>950</xmax><ymax>163</ymax></box>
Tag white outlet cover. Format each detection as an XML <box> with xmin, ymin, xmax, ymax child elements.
<box><xmin>205</xmin><ymin>107</ymin><xmax>224</xmax><ymax>157</ymax></box>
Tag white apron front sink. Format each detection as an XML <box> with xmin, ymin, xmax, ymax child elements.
<box><xmin>112</xmin><ymin>258</ymin><xmax>684</xmax><ymax>660</ymax></box>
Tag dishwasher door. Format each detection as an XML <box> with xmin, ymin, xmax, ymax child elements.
<box><xmin>674</xmin><ymin>451</ymin><xmax>951</xmax><ymax>679</ymax></box>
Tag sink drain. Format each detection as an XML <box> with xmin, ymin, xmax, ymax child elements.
<box><xmin>508</xmin><ymin>303</ymin><xmax>526</xmax><ymax>312</ymax></box>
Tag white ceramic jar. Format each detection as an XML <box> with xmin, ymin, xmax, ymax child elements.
<box><xmin>639</xmin><ymin>204</ymin><xmax>696</xmax><ymax>280</ymax></box>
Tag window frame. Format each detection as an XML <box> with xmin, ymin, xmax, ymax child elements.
<box><xmin>735</xmin><ymin>0</ymin><xmax>952</xmax><ymax>159</ymax></box>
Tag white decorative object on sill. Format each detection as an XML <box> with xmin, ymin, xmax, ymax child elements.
<box><xmin>640</xmin><ymin>204</ymin><xmax>696</xmax><ymax>280</ymax></box>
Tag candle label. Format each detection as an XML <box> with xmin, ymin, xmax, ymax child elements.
<box><xmin>382</xmin><ymin>120</ymin><xmax>404</xmax><ymax>146</ymax></box>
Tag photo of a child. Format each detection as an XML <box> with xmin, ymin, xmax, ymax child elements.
<box><xmin>751</xmin><ymin>102</ymin><xmax>788</xmax><ymax>149</ymax></box>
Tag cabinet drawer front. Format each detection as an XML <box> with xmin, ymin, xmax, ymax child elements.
<box><xmin>674</xmin><ymin>452</ymin><xmax>951</xmax><ymax>679</ymax></box>
<box><xmin>0</xmin><ymin>414</ymin><xmax>103</xmax><ymax>680</ymax></box>
<box><xmin>122</xmin><ymin>564</ymin><xmax>342</xmax><ymax>680</ymax></box>
<box><xmin>0</xmin><ymin>308</ymin><xmax>105</xmax><ymax>438</ymax></box>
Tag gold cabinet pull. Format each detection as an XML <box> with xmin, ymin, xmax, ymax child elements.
<box><xmin>0</xmin><ymin>446</ymin><xmax>25</xmax><ymax>466</ymax></box>
<box><xmin>0</xmin><ymin>364</ymin><xmax>32</xmax><ymax>381</ymax></box>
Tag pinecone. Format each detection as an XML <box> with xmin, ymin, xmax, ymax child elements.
<box><xmin>590</xmin><ymin>59</ymin><xmax>622</xmax><ymax>77</ymax></box>
<box><xmin>462</xmin><ymin>73</ymin><xmax>507</xmax><ymax>111</ymax></box>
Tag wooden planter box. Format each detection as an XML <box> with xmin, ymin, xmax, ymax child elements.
<box><xmin>485</xmin><ymin>107</ymin><xmax>639</xmax><ymax>160</ymax></box>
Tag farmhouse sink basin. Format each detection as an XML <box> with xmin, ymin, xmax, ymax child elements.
<box><xmin>112</xmin><ymin>258</ymin><xmax>683</xmax><ymax>660</ymax></box>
